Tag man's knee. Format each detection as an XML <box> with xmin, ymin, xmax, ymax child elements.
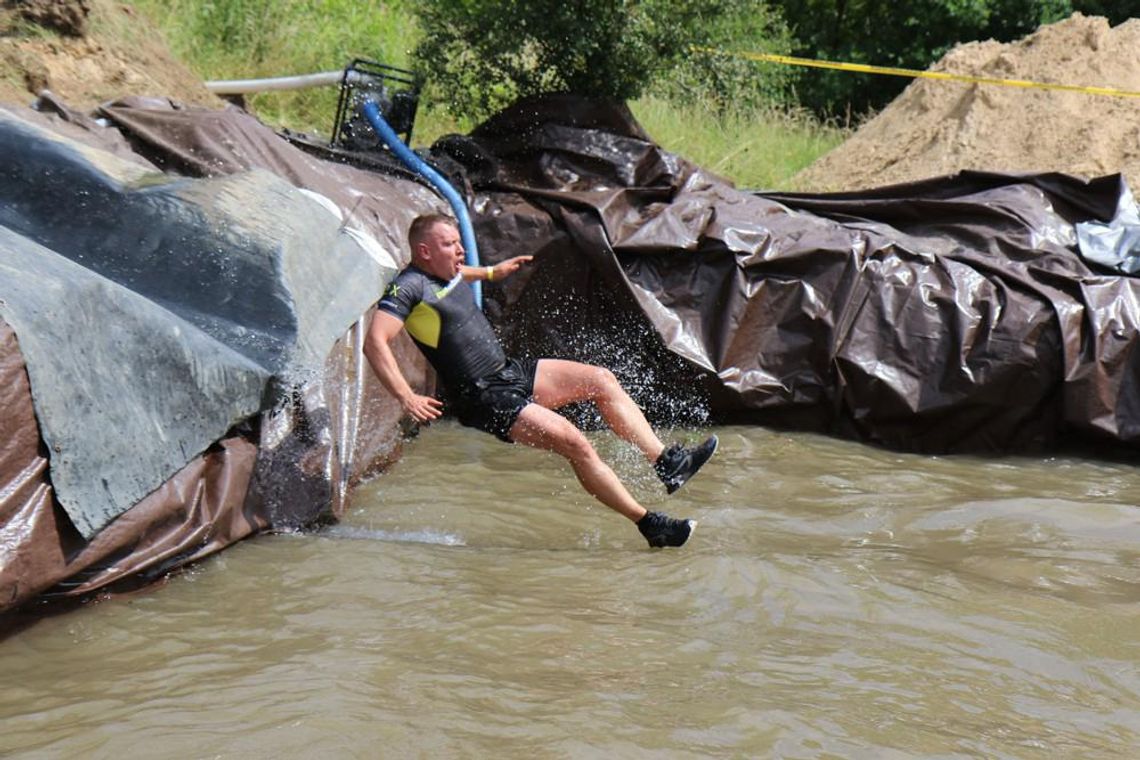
<box><xmin>594</xmin><ymin>366</ymin><xmax>618</xmax><ymax>386</ymax></box>
<box><xmin>591</xmin><ymin>366</ymin><xmax>627</xmax><ymax>401</ymax></box>
<box><xmin>555</xmin><ymin>426</ymin><xmax>598</xmax><ymax>464</ymax></box>
<box><xmin>513</xmin><ymin>407</ymin><xmax>594</xmax><ymax>458</ymax></box>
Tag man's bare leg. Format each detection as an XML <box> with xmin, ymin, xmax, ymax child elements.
<box><xmin>508</xmin><ymin>403</ymin><xmax>647</xmax><ymax>522</ymax></box>
<box><xmin>531</xmin><ymin>359</ymin><xmax>664</xmax><ymax>463</ymax></box>
<box><xmin>510</xmin><ymin>403</ymin><xmax>697</xmax><ymax>547</ymax></box>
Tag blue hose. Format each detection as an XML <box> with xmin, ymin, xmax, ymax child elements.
<box><xmin>361</xmin><ymin>100</ymin><xmax>482</xmax><ymax>306</ymax></box>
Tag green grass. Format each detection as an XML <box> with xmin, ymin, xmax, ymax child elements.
<box><xmin>630</xmin><ymin>95</ymin><xmax>846</xmax><ymax>190</ymax></box>
<box><xmin>127</xmin><ymin>0</ymin><xmax>441</xmax><ymax>136</ymax></box>
<box><xmin>125</xmin><ymin>0</ymin><xmax>844</xmax><ymax>189</ymax></box>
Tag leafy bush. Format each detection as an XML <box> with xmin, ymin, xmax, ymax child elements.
<box><xmin>412</xmin><ymin>0</ymin><xmax>798</xmax><ymax>119</ymax></box>
<box><xmin>649</xmin><ymin>0</ymin><xmax>799</xmax><ymax>114</ymax></box>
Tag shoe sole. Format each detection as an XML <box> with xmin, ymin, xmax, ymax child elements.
<box><xmin>679</xmin><ymin>519</ymin><xmax>697</xmax><ymax>547</ymax></box>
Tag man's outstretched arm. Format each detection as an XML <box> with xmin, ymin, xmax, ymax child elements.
<box><xmin>363</xmin><ymin>310</ymin><xmax>443</xmax><ymax>423</ymax></box>
<box><xmin>461</xmin><ymin>255</ymin><xmax>533</xmax><ymax>283</ymax></box>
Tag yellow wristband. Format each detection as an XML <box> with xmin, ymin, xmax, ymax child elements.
<box><xmin>485</xmin><ymin>266</ymin><xmax>494</xmax><ymax>281</ymax></box>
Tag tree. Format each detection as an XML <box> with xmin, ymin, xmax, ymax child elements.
<box><xmin>412</xmin><ymin>0</ymin><xmax>797</xmax><ymax>118</ymax></box>
<box><xmin>1069</xmin><ymin>0</ymin><xmax>1134</xmax><ymax>23</ymax></box>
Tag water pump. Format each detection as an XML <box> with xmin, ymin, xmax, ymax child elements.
<box><xmin>331</xmin><ymin>59</ymin><xmax>423</xmax><ymax>152</ymax></box>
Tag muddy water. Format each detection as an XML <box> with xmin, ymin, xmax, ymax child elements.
<box><xmin>3</xmin><ymin>423</ymin><xmax>1140</xmax><ymax>758</ymax></box>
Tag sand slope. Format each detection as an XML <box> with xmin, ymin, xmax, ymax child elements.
<box><xmin>794</xmin><ymin>14</ymin><xmax>1140</xmax><ymax>192</ymax></box>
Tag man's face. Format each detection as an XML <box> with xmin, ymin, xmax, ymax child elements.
<box><xmin>416</xmin><ymin>221</ymin><xmax>464</xmax><ymax>280</ymax></box>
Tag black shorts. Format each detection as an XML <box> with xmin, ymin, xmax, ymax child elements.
<box><xmin>450</xmin><ymin>357</ymin><xmax>539</xmax><ymax>442</ymax></box>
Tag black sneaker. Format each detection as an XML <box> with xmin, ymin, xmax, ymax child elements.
<box><xmin>637</xmin><ymin>511</ymin><xmax>697</xmax><ymax>548</ymax></box>
<box><xmin>654</xmin><ymin>434</ymin><xmax>719</xmax><ymax>494</ymax></box>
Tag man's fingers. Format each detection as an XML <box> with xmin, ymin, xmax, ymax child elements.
<box><xmin>505</xmin><ymin>255</ymin><xmax>534</xmax><ymax>273</ymax></box>
<box><xmin>404</xmin><ymin>395</ymin><xmax>443</xmax><ymax>423</ymax></box>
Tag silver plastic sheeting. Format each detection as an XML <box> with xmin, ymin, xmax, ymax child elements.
<box><xmin>0</xmin><ymin>227</ymin><xmax>266</xmax><ymax>538</ymax></box>
<box><xmin>1077</xmin><ymin>185</ymin><xmax>1140</xmax><ymax>274</ymax></box>
<box><xmin>0</xmin><ymin>111</ymin><xmax>396</xmax><ymax>538</ymax></box>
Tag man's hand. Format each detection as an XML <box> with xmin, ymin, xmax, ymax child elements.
<box><xmin>400</xmin><ymin>392</ymin><xmax>444</xmax><ymax>423</ymax></box>
<box><xmin>462</xmin><ymin>256</ymin><xmax>535</xmax><ymax>284</ymax></box>
<box><xmin>491</xmin><ymin>255</ymin><xmax>534</xmax><ymax>280</ymax></box>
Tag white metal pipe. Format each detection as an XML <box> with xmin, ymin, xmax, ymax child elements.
<box><xmin>204</xmin><ymin>70</ymin><xmax>362</xmax><ymax>94</ymax></box>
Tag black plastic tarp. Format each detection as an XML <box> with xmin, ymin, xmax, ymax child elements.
<box><xmin>447</xmin><ymin>95</ymin><xmax>1140</xmax><ymax>454</ymax></box>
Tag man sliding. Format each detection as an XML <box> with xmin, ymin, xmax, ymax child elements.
<box><xmin>364</xmin><ymin>214</ymin><xmax>717</xmax><ymax>548</ymax></box>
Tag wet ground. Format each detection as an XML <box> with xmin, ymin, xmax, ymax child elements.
<box><xmin>2</xmin><ymin>422</ymin><xmax>1139</xmax><ymax>758</ymax></box>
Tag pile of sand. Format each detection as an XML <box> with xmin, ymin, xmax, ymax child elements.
<box><xmin>794</xmin><ymin>14</ymin><xmax>1140</xmax><ymax>192</ymax></box>
<box><xmin>0</xmin><ymin>0</ymin><xmax>221</xmax><ymax>110</ymax></box>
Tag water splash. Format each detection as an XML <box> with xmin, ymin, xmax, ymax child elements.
<box><xmin>493</xmin><ymin>269</ymin><xmax>712</xmax><ymax>429</ymax></box>
<box><xmin>319</xmin><ymin>523</ymin><xmax>466</xmax><ymax>547</ymax></box>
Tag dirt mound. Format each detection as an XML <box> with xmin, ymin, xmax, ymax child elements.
<box><xmin>794</xmin><ymin>14</ymin><xmax>1140</xmax><ymax>192</ymax></box>
<box><xmin>0</xmin><ymin>0</ymin><xmax>221</xmax><ymax>110</ymax></box>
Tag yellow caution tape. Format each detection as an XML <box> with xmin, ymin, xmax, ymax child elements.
<box><xmin>692</xmin><ymin>47</ymin><xmax>1140</xmax><ymax>99</ymax></box>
